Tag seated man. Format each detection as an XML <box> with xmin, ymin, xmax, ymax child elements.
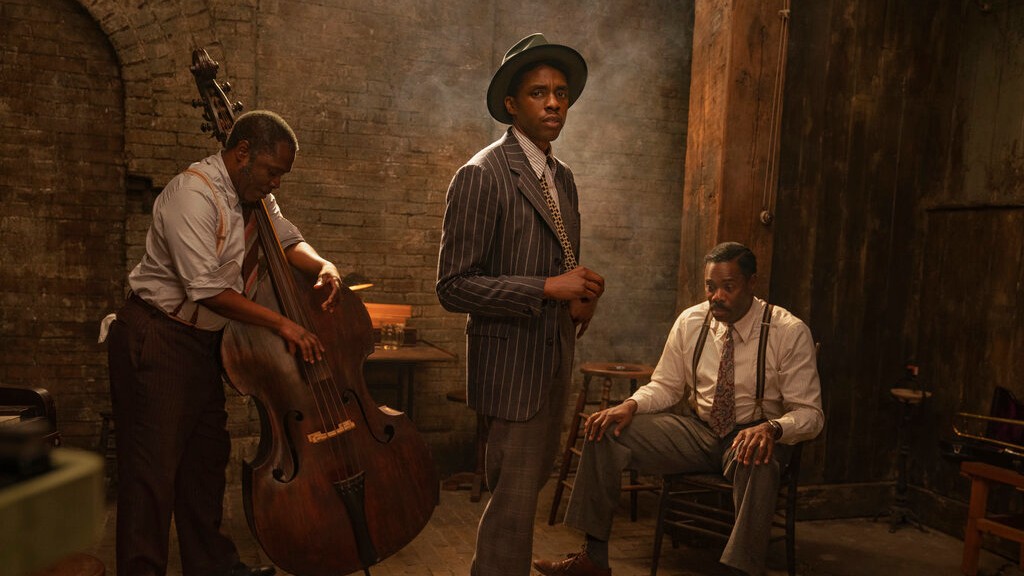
<box><xmin>535</xmin><ymin>241</ymin><xmax>824</xmax><ymax>576</ymax></box>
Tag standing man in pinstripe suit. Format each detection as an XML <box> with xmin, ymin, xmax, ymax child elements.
<box><xmin>437</xmin><ymin>33</ymin><xmax>605</xmax><ymax>576</ymax></box>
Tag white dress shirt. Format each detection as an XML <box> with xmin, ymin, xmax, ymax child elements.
<box><xmin>128</xmin><ymin>152</ymin><xmax>304</xmax><ymax>331</ymax></box>
<box><xmin>630</xmin><ymin>298</ymin><xmax>824</xmax><ymax>444</ymax></box>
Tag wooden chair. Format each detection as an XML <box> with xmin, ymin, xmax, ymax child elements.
<box><xmin>960</xmin><ymin>460</ymin><xmax>1024</xmax><ymax>576</ymax></box>
<box><xmin>650</xmin><ymin>442</ymin><xmax>803</xmax><ymax>576</ymax></box>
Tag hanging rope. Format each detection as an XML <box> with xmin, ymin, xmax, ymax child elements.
<box><xmin>760</xmin><ymin>0</ymin><xmax>791</xmax><ymax>226</ymax></box>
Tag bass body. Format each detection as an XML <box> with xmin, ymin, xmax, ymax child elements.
<box><xmin>222</xmin><ymin>265</ymin><xmax>438</xmax><ymax>576</ymax></box>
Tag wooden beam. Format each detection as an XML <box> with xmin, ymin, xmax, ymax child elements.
<box><xmin>678</xmin><ymin>0</ymin><xmax>789</xmax><ymax>307</ymax></box>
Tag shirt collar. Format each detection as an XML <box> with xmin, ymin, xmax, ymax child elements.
<box><xmin>713</xmin><ymin>297</ymin><xmax>765</xmax><ymax>344</ymax></box>
<box><xmin>197</xmin><ymin>151</ymin><xmax>240</xmax><ymax>208</ymax></box>
<box><xmin>511</xmin><ymin>125</ymin><xmax>555</xmax><ymax>180</ymax></box>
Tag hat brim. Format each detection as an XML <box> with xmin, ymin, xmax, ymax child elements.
<box><xmin>486</xmin><ymin>44</ymin><xmax>588</xmax><ymax>124</ymax></box>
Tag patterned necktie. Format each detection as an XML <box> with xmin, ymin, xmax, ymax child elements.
<box><xmin>241</xmin><ymin>206</ymin><xmax>260</xmax><ymax>299</ymax></box>
<box><xmin>709</xmin><ymin>325</ymin><xmax>736</xmax><ymax>437</ymax></box>
<box><xmin>538</xmin><ymin>161</ymin><xmax>578</xmax><ymax>271</ymax></box>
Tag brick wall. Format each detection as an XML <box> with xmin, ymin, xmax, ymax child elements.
<box><xmin>0</xmin><ymin>0</ymin><xmax>124</xmax><ymax>445</ymax></box>
<box><xmin>0</xmin><ymin>0</ymin><xmax>691</xmax><ymax>475</ymax></box>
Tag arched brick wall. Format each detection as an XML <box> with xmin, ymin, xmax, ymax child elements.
<box><xmin>0</xmin><ymin>0</ymin><xmax>125</xmax><ymax>446</ymax></box>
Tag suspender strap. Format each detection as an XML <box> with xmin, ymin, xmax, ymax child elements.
<box><xmin>184</xmin><ymin>168</ymin><xmax>229</xmax><ymax>256</ymax></box>
<box><xmin>691</xmin><ymin>309</ymin><xmax>713</xmax><ymax>391</ymax></box>
<box><xmin>688</xmin><ymin>309</ymin><xmax>713</xmax><ymax>413</ymax></box>
<box><xmin>754</xmin><ymin>303</ymin><xmax>774</xmax><ymax>419</ymax></box>
<box><xmin>690</xmin><ymin>303</ymin><xmax>775</xmax><ymax>418</ymax></box>
<box><xmin>165</xmin><ymin>168</ymin><xmax>230</xmax><ymax>327</ymax></box>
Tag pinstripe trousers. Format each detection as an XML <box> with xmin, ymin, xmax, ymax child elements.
<box><xmin>107</xmin><ymin>296</ymin><xmax>240</xmax><ymax>576</ymax></box>
<box><xmin>563</xmin><ymin>413</ymin><xmax>791</xmax><ymax>576</ymax></box>
<box><xmin>470</xmin><ymin>310</ymin><xmax>575</xmax><ymax>576</ymax></box>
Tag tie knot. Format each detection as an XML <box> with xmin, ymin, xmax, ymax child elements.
<box><xmin>540</xmin><ymin>156</ymin><xmax>556</xmax><ymax>180</ymax></box>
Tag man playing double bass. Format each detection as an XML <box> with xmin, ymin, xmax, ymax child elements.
<box><xmin>106</xmin><ymin>111</ymin><xmax>341</xmax><ymax>576</ymax></box>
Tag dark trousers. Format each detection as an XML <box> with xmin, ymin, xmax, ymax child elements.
<box><xmin>107</xmin><ymin>296</ymin><xmax>239</xmax><ymax>576</ymax></box>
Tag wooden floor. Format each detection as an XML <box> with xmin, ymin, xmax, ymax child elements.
<box><xmin>84</xmin><ymin>476</ymin><xmax>1012</xmax><ymax>576</ymax></box>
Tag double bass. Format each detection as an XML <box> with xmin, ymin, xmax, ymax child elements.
<box><xmin>190</xmin><ymin>48</ymin><xmax>438</xmax><ymax>576</ymax></box>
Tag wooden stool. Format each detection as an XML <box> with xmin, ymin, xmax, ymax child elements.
<box><xmin>548</xmin><ymin>362</ymin><xmax>657</xmax><ymax>525</ymax></box>
<box><xmin>960</xmin><ymin>460</ymin><xmax>1024</xmax><ymax>575</ymax></box>
<box><xmin>440</xmin><ymin>390</ymin><xmax>489</xmax><ymax>502</ymax></box>
<box><xmin>875</xmin><ymin>387</ymin><xmax>930</xmax><ymax>532</ymax></box>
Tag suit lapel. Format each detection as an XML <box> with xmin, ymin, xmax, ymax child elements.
<box><xmin>500</xmin><ymin>133</ymin><xmax>561</xmax><ymax>238</ymax></box>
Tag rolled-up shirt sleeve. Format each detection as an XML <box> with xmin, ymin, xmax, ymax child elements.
<box><xmin>159</xmin><ymin>187</ymin><xmax>302</xmax><ymax>303</ymax></box>
<box><xmin>155</xmin><ymin>182</ymin><xmax>239</xmax><ymax>302</ymax></box>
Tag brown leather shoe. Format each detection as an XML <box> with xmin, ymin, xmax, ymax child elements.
<box><xmin>533</xmin><ymin>550</ymin><xmax>611</xmax><ymax>576</ymax></box>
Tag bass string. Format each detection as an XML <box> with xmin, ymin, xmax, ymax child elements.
<box><xmin>256</xmin><ymin>205</ymin><xmax>360</xmax><ymax>481</ymax></box>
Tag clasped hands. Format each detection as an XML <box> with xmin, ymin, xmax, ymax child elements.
<box><xmin>544</xmin><ymin>266</ymin><xmax>605</xmax><ymax>338</ymax></box>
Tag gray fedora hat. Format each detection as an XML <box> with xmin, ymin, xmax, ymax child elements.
<box><xmin>486</xmin><ymin>33</ymin><xmax>588</xmax><ymax>124</ymax></box>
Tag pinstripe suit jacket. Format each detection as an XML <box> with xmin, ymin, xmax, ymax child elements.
<box><xmin>437</xmin><ymin>128</ymin><xmax>580</xmax><ymax>421</ymax></box>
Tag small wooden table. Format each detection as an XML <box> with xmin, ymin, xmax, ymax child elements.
<box><xmin>960</xmin><ymin>460</ymin><xmax>1024</xmax><ymax>575</ymax></box>
<box><xmin>365</xmin><ymin>341</ymin><xmax>456</xmax><ymax>419</ymax></box>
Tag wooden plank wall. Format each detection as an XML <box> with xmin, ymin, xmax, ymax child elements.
<box><xmin>770</xmin><ymin>0</ymin><xmax>951</xmax><ymax>488</ymax></box>
<box><xmin>765</xmin><ymin>0</ymin><xmax>1024</xmax><ymax>525</ymax></box>
<box><xmin>916</xmin><ymin>208</ymin><xmax>1024</xmax><ymax>495</ymax></box>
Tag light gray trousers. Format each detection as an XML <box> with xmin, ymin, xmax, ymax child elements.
<box><xmin>470</xmin><ymin>313</ymin><xmax>574</xmax><ymax>576</ymax></box>
<box><xmin>563</xmin><ymin>413</ymin><xmax>790</xmax><ymax>576</ymax></box>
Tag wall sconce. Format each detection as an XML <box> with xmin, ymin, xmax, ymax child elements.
<box><xmin>341</xmin><ymin>272</ymin><xmax>374</xmax><ymax>292</ymax></box>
